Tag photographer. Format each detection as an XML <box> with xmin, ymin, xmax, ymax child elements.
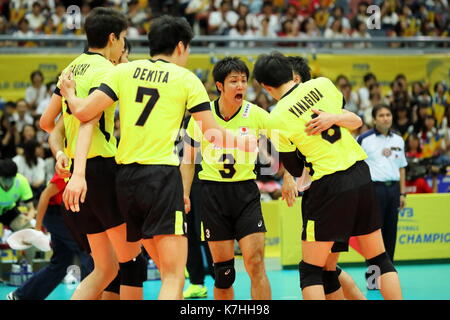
<box><xmin>1</xmin><ymin>112</ymin><xmax>20</xmax><ymax>159</ymax></box>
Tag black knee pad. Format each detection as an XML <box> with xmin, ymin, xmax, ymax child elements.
<box><xmin>119</xmin><ymin>253</ymin><xmax>147</xmax><ymax>287</ymax></box>
<box><xmin>214</xmin><ymin>259</ymin><xmax>235</xmax><ymax>289</ymax></box>
<box><xmin>336</xmin><ymin>265</ymin><xmax>342</xmax><ymax>277</ymax></box>
<box><xmin>299</xmin><ymin>261</ymin><xmax>323</xmax><ymax>290</ymax></box>
<box><xmin>367</xmin><ymin>252</ymin><xmax>397</xmax><ymax>276</ymax></box>
<box><xmin>104</xmin><ymin>272</ymin><xmax>121</xmax><ymax>294</ymax></box>
<box><xmin>322</xmin><ymin>270</ymin><xmax>341</xmax><ymax>295</ymax></box>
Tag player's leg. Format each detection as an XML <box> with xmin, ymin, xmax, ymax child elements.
<box><xmin>101</xmin><ymin>273</ymin><xmax>121</xmax><ymax>300</ymax></box>
<box><xmin>337</xmin><ymin>266</ymin><xmax>366</xmax><ymax>300</ymax></box>
<box><xmin>238</xmin><ymin>232</ymin><xmax>271</xmax><ymax>300</ymax></box>
<box><xmin>300</xmin><ymin>240</ymin><xmax>334</xmax><ymax>300</ymax></box>
<box><xmin>356</xmin><ymin>229</ymin><xmax>402</xmax><ymax>300</ymax></box>
<box><xmin>323</xmin><ymin>252</ymin><xmax>345</xmax><ymax>300</ymax></box>
<box><xmin>142</xmin><ymin>235</ymin><xmax>187</xmax><ymax>300</ymax></box>
<box><xmin>207</xmin><ymin>240</ymin><xmax>235</xmax><ymax>300</ymax></box>
<box><xmin>71</xmin><ymin>231</ymin><xmax>119</xmax><ymax>300</ymax></box>
<box><xmin>106</xmin><ymin>223</ymin><xmax>145</xmax><ymax>300</ymax></box>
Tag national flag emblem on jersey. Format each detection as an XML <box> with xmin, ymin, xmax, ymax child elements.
<box><xmin>239</xmin><ymin>127</ymin><xmax>249</xmax><ymax>136</ymax></box>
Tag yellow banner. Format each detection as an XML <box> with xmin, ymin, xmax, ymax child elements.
<box><xmin>266</xmin><ymin>193</ymin><xmax>450</xmax><ymax>267</ymax></box>
<box><xmin>1</xmin><ymin>53</ymin><xmax>449</xmax><ymax>102</ymax></box>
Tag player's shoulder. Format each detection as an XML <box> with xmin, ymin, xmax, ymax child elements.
<box><xmin>243</xmin><ymin>100</ymin><xmax>269</xmax><ymax>117</ymax></box>
<box><xmin>311</xmin><ymin>77</ymin><xmax>334</xmax><ymax>87</ymax></box>
<box><xmin>15</xmin><ymin>173</ymin><xmax>29</xmax><ymax>185</ymax></box>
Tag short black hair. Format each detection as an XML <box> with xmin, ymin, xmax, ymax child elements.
<box><xmin>124</xmin><ymin>37</ymin><xmax>132</xmax><ymax>54</ymax></box>
<box><xmin>30</xmin><ymin>70</ymin><xmax>44</xmax><ymax>82</ymax></box>
<box><xmin>0</xmin><ymin>159</ymin><xmax>18</xmax><ymax>178</ymax></box>
<box><xmin>85</xmin><ymin>7</ymin><xmax>128</xmax><ymax>49</ymax></box>
<box><xmin>372</xmin><ymin>104</ymin><xmax>392</xmax><ymax>119</ymax></box>
<box><xmin>253</xmin><ymin>51</ymin><xmax>293</xmax><ymax>88</ymax></box>
<box><xmin>147</xmin><ymin>15</ymin><xmax>193</xmax><ymax>57</ymax></box>
<box><xmin>363</xmin><ymin>72</ymin><xmax>377</xmax><ymax>83</ymax></box>
<box><xmin>213</xmin><ymin>57</ymin><xmax>249</xmax><ymax>90</ymax></box>
<box><xmin>288</xmin><ymin>56</ymin><xmax>311</xmax><ymax>82</ymax></box>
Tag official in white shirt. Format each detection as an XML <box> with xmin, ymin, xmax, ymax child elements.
<box><xmin>357</xmin><ymin>104</ymin><xmax>407</xmax><ymax>262</ymax></box>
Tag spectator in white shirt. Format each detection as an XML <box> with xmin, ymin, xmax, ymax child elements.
<box><xmin>324</xmin><ymin>19</ymin><xmax>349</xmax><ymax>48</ymax></box>
<box><xmin>11</xmin><ymin>99</ymin><xmax>34</xmax><ymax>133</ymax></box>
<box><xmin>229</xmin><ymin>17</ymin><xmax>255</xmax><ymax>47</ymax></box>
<box><xmin>208</xmin><ymin>0</ymin><xmax>239</xmax><ymax>35</ymax></box>
<box><xmin>352</xmin><ymin>20</ymin><xmax>372</xmax><ymax>49</ymax></box>
<box><xmin>25</xmin><ymin>1</ymin><xmax>46</xmax><ymax>32</ymax></box>
<box><xmin>13</xmin><ymin>17</ymin><xmax>34</xmax><ymax>38</ymax></box>
<box><xmin>13</xmin><ymin>139</ymin><xmax>46</xmax><ymax>201</ymax></box>
<box><xmin>25</xmin><ymin>70</ymin><xmax>47</xmax><ymax>112</ymax></box>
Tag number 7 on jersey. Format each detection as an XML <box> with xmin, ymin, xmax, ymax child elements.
<box><xmin>135</xmin><ymin>86</ymin><xmax>160</xmax><ymax>126</ymax></box>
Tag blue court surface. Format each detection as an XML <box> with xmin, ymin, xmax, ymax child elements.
<box><xmin>0</xmin><ymin>259</ymin><xmax>449</xmax><ymax>300</ymax></box>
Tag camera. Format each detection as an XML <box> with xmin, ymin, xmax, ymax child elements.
<box><xmin>406</xmin><ymin>156</ymin><xmax>448</xmax><ymax>181</ymax></box>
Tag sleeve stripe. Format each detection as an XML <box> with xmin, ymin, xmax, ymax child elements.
<box><xmin>189</xmin><ymin>102</ymin><xmax>211</xmax><ymax>114</ymax></box>
<box><xmin>89</xmin><ymin>87</ymin><xmax>98</xmax><ymax>95</ymax></box>
<box><xmin>98</xmin><ymin>83</ymin><xmax>118</xmax><ymax>102</ymax></box>
<box><xmin>184</xmin><ymin>133</ymin><xmax>200</xmax><ymax>148</ymax></box>
<box><xmin>53</xmin><ymin>87</ymin><xmax>61</xmax><ymax>96</ymax></box>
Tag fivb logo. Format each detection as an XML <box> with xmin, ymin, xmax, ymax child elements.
<box><xmin>367</xmin><ymin>5</ymin><xmax>381</xmax><ymax>30</ymax></box>
<box><xmin>66</xmin><ymin>5</ymin><xmax>82</xmax><ymax>30</ymax></box>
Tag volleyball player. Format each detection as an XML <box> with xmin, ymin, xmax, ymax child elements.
<box><xmin>253</xmin><ymin>51</ymin><xmax>402</xmax><ymax>300</ymax></box>
<box><xmin>58</xmin><ymin>16</ymin><xmax>256</xmax><ymax>299</ymax></box>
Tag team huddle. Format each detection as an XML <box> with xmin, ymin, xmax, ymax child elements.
<box><xmin>38</xmin><ymin>8</ymin><xmax>402</xmax><ymax>300</ymax></box>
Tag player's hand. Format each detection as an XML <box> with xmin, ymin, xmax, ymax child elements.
<box><xmin>63</xmin><ymin>173</ymin><xmax>87</xmax><ymax>213</ymax></box>
<box><xmin>237</xmin><ymin>134</ymin><xmax>258</xmax><ymax>153</ymax></box>
<box><xmin>59</xmin><ymin>71</ymin><xmax>76</xmax><ymax>98</ymax></box>
<box><xmin>281</xmin><ymin>174</ymin><xmax>297</xmax><ymax>207</ymax></box>
<box><xmin>305</xmin><ymin>109</ymin><xmax>336</xmax><ymax>135</ymax></box>
<box><xmin>297</xmin><ymin>167</ymin><xmax>312</xmax><ymax>192</ymax></box>
<box><xmin>55</xmin><ymin>152</ymin><xmax>71</xmax><ymax>179</ymax></box>
<box><xmin>399</xmin><ymin>194</ymin><xmax>406</xmax><ymax>210</ymax></box>
<box><xmin>184</xmin><ymin>195</ymin><xmax>191</xmax><ymax>214</ymax></box>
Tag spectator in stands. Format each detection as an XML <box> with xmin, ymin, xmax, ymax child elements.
<box><xmin>208</xmin><ymin>0</ymin><xmax>239</xmax><ymax>35</ymax></box>
<box><xmin>0</xmin><ymin>112</ymin><xmax>19</xmax><ymax>159</ymax></box>
<box><xmin>324</xmin><ymin>19</ymin><xmax>350</xmax><ymax>48</ymax></box>
<box><xmin>25</xmin><ymin>1</ymin><xmax>45</xmax><ymax>32</ymax></box>
<box><xmin>351</xmin><ymin>1</ymin><xmax>370</xmax><ymax>29</ymax></box>
<box><xmin>313</xmin><ymin>4</ymin><xmax>329</xmax><ymax>32</ymax></box>
<box><xmin>432</xmin><ymin>81</ymin><xmax>449</xmax><ymax>126</ymax></box>
<box><xmin>13</xmin><ymin>17</ymin><xmax>34</xmax><ymax>46</ymax></box>
<box><xmin>255</xmin><ymin>1</ymin><xmax>279</xmax><ymax>36</ymax></box>
<box><xmin>11</xmin><ymin>99</ymin><xmax>34</xmax><ymax>133</ymax></box>
<box><xmin>35</xmin><ymin>82</ymin><xmax>56</xmax><ymax>116</ymax></box>
<box><xmin>280</xmin><ymin>3</ymin><xmax>302</xmax><ymax>36</ymax></box>
<box><xmin>418</xmin><ymin>115</ymin><xmax>449</xmax><ymax>166</ymax></box>
<box><xmin>127</xmin><ymin>0</ymin><xmax>147</xmax><ymax>30</ymax></box>
<box><xmin>392</xmin><ymin>105</ymin><xmax>413</xmax><ymax>139</ymax></box>
<box><xmin>277</xmin><ymin>19</ymin><xmax>298</xmax><ymax>47</ymax></box>
<box><xmin>25</xmin><ymin>70</ymin><xmax>47</xmax><ymax>112</ymax></box>
<box><xmin>236</xmin><ymin>3</ymin><xmax>258</xmax><ymax>32</ymax></box>
<box><xmin>299</xmin><ymin>17</ymin><xmax>320</xmax><ymax>48</ymax></box>
<box><xmin>327</xmin><ymin>5</ymin><xmax>351</xmax><ymax>33</ymax></box>
<box><xmin>380</xmin><ymin>1</ymin><xmax>399</xmax><ymax>31</ymax></box>
<box><xmin>255</xmin><ymin>16</ymin><xmax>277</xmax><ymax>40</ymax></box>
<box><xmin>341</xmin><ymin>82</ymin><xmax>360</xmax><ymax>114</ymax></box>
<box><xmin>358</xmin><ymin>72</ymin><xmax>378</xmax><ymax>112</ymax></box>
<box><xmin>410</xmin><ymin>81</ymin><xmax>425</xmax><ymax>107</ymax></box>
<box><xmin>12</xmin><ymin>139</ymin><xmax>45</xmax><ymax>202</ymax></box>
<box><xmin>19</xmin><ymin>123</ymin><xmax>38</xmax><ymax>148</ymax></box>
<box><xmin>352</xmin><ymin>20</ymin><xmax>372</xmax><ymax>49</ymax></box>
<box><xmin>363</xmin><ymin>83</ymin><xmax>383</xmax><ymax>124</ymax></box>
<box><xmin>229</xmin><ymin>17</ymin><xmax>255</xmax><ymax>47</ymax></box>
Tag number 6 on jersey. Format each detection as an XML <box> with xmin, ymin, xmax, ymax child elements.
<box><xmin>135</xmin><ymin>86</ymin><xmax>160</xmax><ymax>126</ymax></box>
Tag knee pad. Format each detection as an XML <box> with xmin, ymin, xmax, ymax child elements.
<box><xmin>336</xmin><ymin>265</ymin><xmax>342</xmax><ymax>277</ymax></box>
<box><xmin>322</xmin><ymin>270</ymin><xmax>341</xmax><ymax>295</ymax></box>
<box><xmin>299</xmin><ymin>261</ymin><xmax>323</xmax><ymax>290</ymax></box>
<box><xmin>367</xmin><ymin>252</ymin><xmax>397</xmax><ymax>276</ymax></box>
<box><xmin>214</xmin><ymin>259</ymin><xmax>235</xmax><ymax>289</ymax></box>
<box><xmin>119</xmin><ymin>253</ymin><xmax>147</xmax><ymax>287</ymax></box>
<box><xmin>104</xmin><ymin>272</ymin><xmax>121</xmax><ymax>294</ymax></box>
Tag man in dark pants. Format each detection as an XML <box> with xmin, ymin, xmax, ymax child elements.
<box><xmin>183</xmin><ymin>164</ymin><xmax>215</xmax><ymax>299</ymax></box>
<box><xmin>357</xmin><ymin>104</ymin><xmax>407</xmax><ymax>262</ymax></box>
<box><xmin>7</xmin><ymin>173</ymin><xmax>93</xmax><ymax>300</ymax></box>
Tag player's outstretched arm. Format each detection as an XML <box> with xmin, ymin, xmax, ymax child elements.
<box><xmin>62</xmin><ymin>115</ymin><xmax>100</xmax><ymax>212</ymax></box>
<box><xmin>305</xmin><ymin>109</ymin><xmax>362</xmax><ymax>136</ymax></box>
<box><xmin>180</xmin><ymin>141</ymin><xmax>197</xmax><ymax>214</ymax></box>
<box><xmin>59</xmin><ymin>74</ymin><xmax>113</xmax><ymax>122</ymax></box>
<box><xmin>39</xmin><ymin>93</ymin><xmax>62</xmax><ymax>133</ymax></box>
<box><xmin>192</xmin><ymin>110</ymin><xmax>257</xmax><ymax>152</ymax></box>
<box><xmin>35</xmin><ymin>182</ymin><xmax>60</xmax><ymax>231</ymax></box>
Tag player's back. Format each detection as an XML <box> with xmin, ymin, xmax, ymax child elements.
<box><xmin>268</xmin><ymin>77</ymin><xmax>367</xmax><ymax>181</ymax></box>
<box><xmin>61</xmin><ymin>52</ymin><xmax>117</xmax><ymax>159</ymax></box>
<box><xmin>111</xmin><ymin>59</ymin><xmax>208</xmax><ymax>165</ymax></box>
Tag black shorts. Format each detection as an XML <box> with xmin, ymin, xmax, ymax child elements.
<box><xmin>69</xmin><ymin>156</ymin><xmax>124</xmax><ymax>235</ymax></box>
<box><xmin>200</xmin><ymin>180</ymin><xmax>266</xmax><ymax>242</ymax></box>
<box><xmin>116</xmin><ymin>164</ymin><xmax>186</xmax><ymax>242</ymax></box>
<box><xmin>0</xmin><ymin>206</ymin><xmax>21</xmax><ymax>227</ymax></box>
<box><xmin>62</xmin><ymin>206</ymin><xmax>91</xmax><ymax>254</ymax></box>
<box><xmin>301</xmin><ymin>161</ymin><xmax>381</xmax><ymax>243</ymax></box>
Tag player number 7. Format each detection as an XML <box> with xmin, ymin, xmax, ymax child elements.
<box><xmin>135</xmin><ymin>86</ymin><xmax>160</xmax><ymax>126</ymax></box>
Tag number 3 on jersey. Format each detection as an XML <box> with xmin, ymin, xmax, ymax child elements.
<box><xmin>135</xmin><ymin>87</ymin><xmax>160</xmax><ymax>126</ymax></box>
<box><xmin>219</xmin><ymin>154</ymin><xmax>236</xmax><ymax>179</ymax></box>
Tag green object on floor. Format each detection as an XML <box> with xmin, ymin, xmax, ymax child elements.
<box><xmin>183</xmin><ymin>284</ymin><xmax>208</xmax><ymax>299</ymax></box>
